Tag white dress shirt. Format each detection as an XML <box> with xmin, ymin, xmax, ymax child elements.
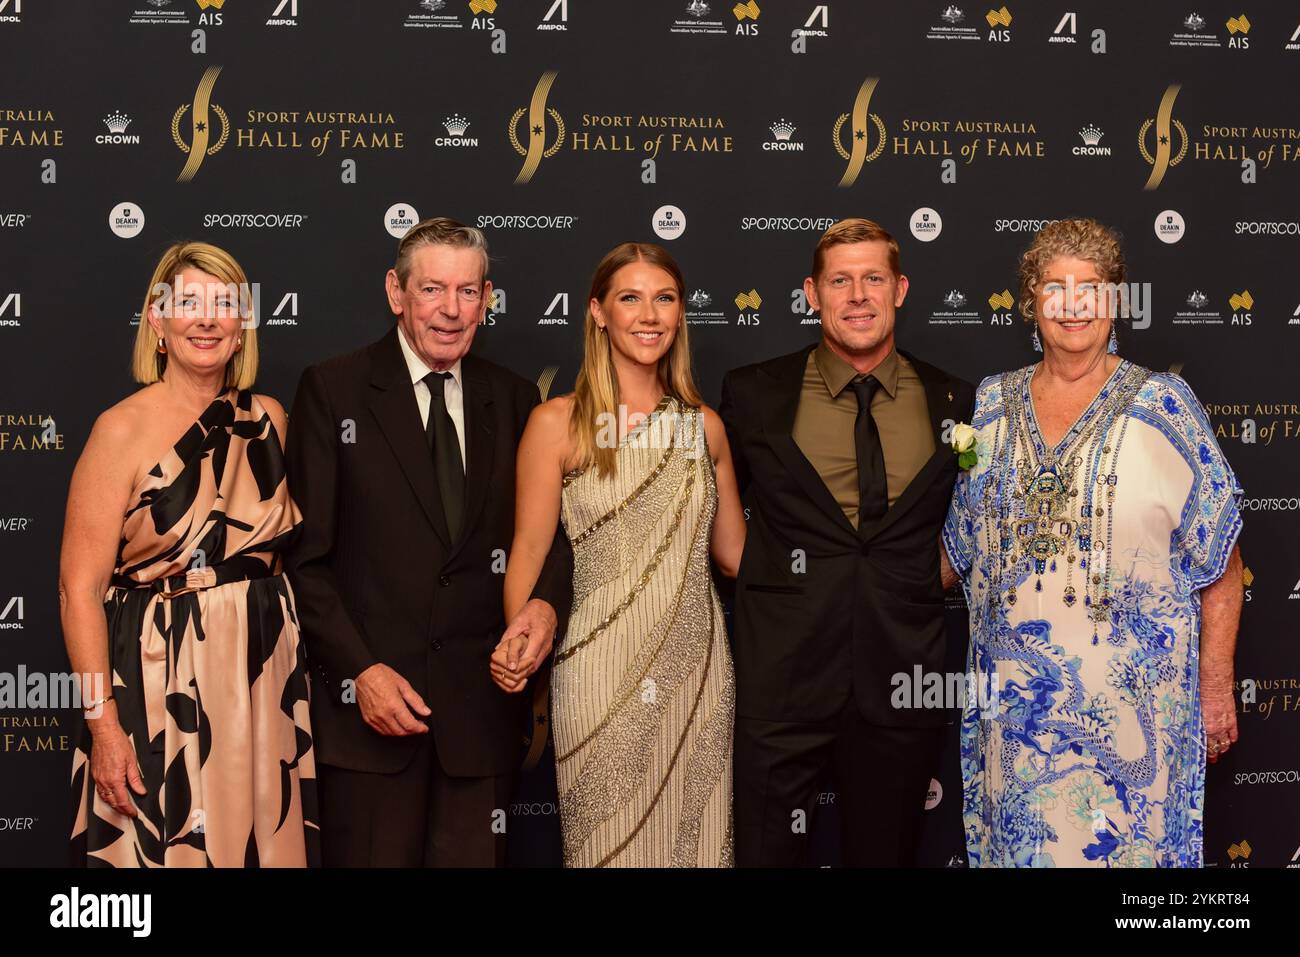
<box><xmin>396</xmin><ymin>325</ymin><xmax>466</xmax><ymax>469</ymax></box>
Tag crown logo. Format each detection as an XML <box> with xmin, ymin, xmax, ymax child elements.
<box><xmin>443</xmin><ymin>114</ymin><xmax>470</xmax><ymax>136</ymax></box>
<box><xmin>940</xmin><ymin>5</ymin><xmax>964</xmax><ymax>23</ymax></box>
<box><xmin>770</xmin><ymin>119</ymin><xmax>795</xmax><ymax>141</ymax></box>
<box><xmin>1078</xmin><ymin>124</ymin><xmax>1103</xmax><ymax>145</ymax></box>
<box><xmin>1183</xmin><ymin>12</ymin><xmax>1205</xmax><ymax>30</ymax></box>
<box><xmin>104</xmin><ymin>111</ymin><xmax>132</xmax><ymax>134</ymax></box>
<box><xmin>943</xmin><ymin>290</ymin><xmax>967</xmax><ymax>309</ymax></box>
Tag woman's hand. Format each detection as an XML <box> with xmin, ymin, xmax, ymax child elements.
<box><xmin>1201</xmin><ymin>678</ymin><xmax>1239</xmax><ymax>764</ymax></box>
<box><xmin>88</xmin><ymin>710</ymin><xmax>147</xmax><ymax>817</ymax></box>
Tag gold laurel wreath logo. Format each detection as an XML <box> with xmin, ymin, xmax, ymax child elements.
<box><xmin>832</xmin><ymin>112</ymin><xmax>886</xmax><ymax>162</ymax></box>
<box><xmin>1140</xmin><ymin>84</ymin><xmax>1184</xmax><ymax>191</ymax></box>
<box><xmin>1138</xmin><ymin>118</ymin><xmax>1188</xmax><ymax>166</ymax></box>
<box><xmin>509</xmin><ymin>107</ymin><xmax>565</xmax><ymax>158</ymax></box>
<box><xmin>171</xmin><ymin>103</ymin><xmax>229</xmax><ymax>155</ymax></box>
<box><xmin>536</xmin><ymin>366</ymin><xmax>559</xmax><ymax>401</ymax></box>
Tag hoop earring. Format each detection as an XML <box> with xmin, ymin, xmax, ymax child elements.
<box><xmin>1031</xmin><ymin>322</ymin><xmax>1042</xmax><ymax>353</ymax></box>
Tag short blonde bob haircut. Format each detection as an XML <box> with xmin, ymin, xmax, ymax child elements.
<box><xmin>132</xmin><ymin>241</ymin><xmax>259</xmax><ymax>389</ymax></box>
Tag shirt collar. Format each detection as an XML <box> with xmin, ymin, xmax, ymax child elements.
<box><xmin>814</xmin><ymin>340</ymin><xmax>900</xmax><ymax>399</ymax></box>
<box><xmin>396</xmin><ymin>324</ymin><xmax>462</xmax><ymax>389</ymax></box>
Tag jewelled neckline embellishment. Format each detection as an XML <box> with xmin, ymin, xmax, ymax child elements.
<box><xmin>990</xmin><ymin>362</ymin><xmax>1151</xmax><ymax>643</ymax></box>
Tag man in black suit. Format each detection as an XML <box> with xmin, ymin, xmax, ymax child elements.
<box><xmin>285</xmin><ymin>218</ymin><xmax>571</xmax><ymax>867</ymax></box>
<box><xmin>720</xmin><ymin>218</ymin><xmax>974</xmax><ymax>867</ymax></box>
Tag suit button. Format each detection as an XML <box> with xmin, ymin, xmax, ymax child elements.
<box><xmin>431</xmin><ymin>639</ymin><xmax>442</xmax><ymax>651</ymax></box>
<box><xmin>439</xmin><ymin>574</ymin><xmax>451</xmax><ymax>586</ymax></box>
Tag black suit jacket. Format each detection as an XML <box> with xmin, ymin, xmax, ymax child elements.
<box><xmin>720</xmin><ymin>344</ymin><xmax>975</xmax><ymax>728</ymax></box>
<box><xmin>284</xmin><ymin>327</ymin><xmax>573</xmax><ymax>776</ymax></box>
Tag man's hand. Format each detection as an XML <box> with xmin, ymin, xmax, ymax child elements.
<box><xmin>939</xmin><ymin>540</ymin><xmax>961</xmax><ymax>591</ymax></box>
<box><xmin>489</xmin><ymin>599</ymin><xmax>558</xmax><ymax>693</ymax></box>
<box><xmin>355</xmin><ymin>662</ymin><xmax>431</xmax><ymax>736</ymax></box>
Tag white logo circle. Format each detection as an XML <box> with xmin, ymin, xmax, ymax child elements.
<box><xmin>385</xmin><ymin>203</ymin><xmax>420</xmax><ymax>239</ymax></box>
<box><xmin>910</xmin><ymin>207</ymin><xmax>942</xmax><ymax>242</ymax></box>
<box><xmin>924</xmin><ymin>778</ymin><xmax>943</xmax><ymax>811</ymax></box>
<box><xmin>1155</xmin><ymin>209</ymin><xmax>1185</xmax><ymax>244</ymax></box>
<box><xmin>652</xmin><ymin>205</ymin><xmax>686</xmax><ymax>241</ymax></box>
<box><xmin>108</xmin><ymin>202</ymin><xmax>144</xmax><ymax>239</ymax></box>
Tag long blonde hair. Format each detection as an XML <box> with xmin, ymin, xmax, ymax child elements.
<box><xmin>132</xmin><ymin>241</ymin><xmax>259</xmax><ymax>389</ymax></box>
<box><xmin>570</xmin><ymin>242</ymin><xmax>702</xmax><ymax>478</ymax></box>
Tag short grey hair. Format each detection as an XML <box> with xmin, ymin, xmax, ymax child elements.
<box><xmin>393</xmin><ymin>216</ymin><xmax>490</xmax><ymax>286</ymax></box>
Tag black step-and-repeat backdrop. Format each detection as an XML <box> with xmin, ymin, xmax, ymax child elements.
<box><xmin>1</xmin><ymin>0</ymin><xmax>1297</xmax><ymax>868</ymax></box>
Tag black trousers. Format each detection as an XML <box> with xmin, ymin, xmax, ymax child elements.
<box><xmin>735</xmin><ymin>702</ymin><xmax>942</xmax><ymax>867</ymax></box>
<box><xmin>318</xmin><ymin>734</ymin><xmax>513</xmax><ymax>867</ymax></box>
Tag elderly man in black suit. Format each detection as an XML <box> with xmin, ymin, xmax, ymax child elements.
<box><xmin>285</xmin><ymin>218</ymin><xmax>571</xmax><ymax>867</ymax></box>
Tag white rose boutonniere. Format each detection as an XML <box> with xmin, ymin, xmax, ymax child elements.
<box><xmin>951</xmin><ymin>422</ymin><xmax>978</xmax><ymax>470</ymax></box>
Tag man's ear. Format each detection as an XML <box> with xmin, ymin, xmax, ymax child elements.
<box><xmin>384</xmin><ymin>269</ymin><xmax>404</xmax><ymax>317</ymax></box>
<box><xmin>802</xmin><ymin>276</ymin><xmax>819</xmax><ymax>313</ymax></box>
<box><xmin>894</xmin><ymin>273</ymin><xmax>910</xmax><ymax>308</ymax></box>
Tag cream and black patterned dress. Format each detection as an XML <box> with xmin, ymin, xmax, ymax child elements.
<box><xmin>552</xmin><ymin>397</ymin><xmax>735</xmax><ymax>867</ymax></box>
<box><xmin>70</xmin><ymin>389</ymin><xmax>318</xmax><ymax>867</ymax></box>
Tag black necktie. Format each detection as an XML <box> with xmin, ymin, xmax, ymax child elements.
<box><xmin>422</xmin><ymin>371</ymin><xmax>464</xmax><ymax>541</ymax></box>
<box><xmin>850</xmin><ymin>374</ymin><xmax>888</xmax><ymax>526</ymax></box>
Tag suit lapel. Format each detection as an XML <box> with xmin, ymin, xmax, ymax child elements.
<box><xmin>450</xmin><ymin>356</ymin><xmax>495</xmax><ymax>558</ymax></box>
<box><xmin>858</xmin><ymin>351</ymin><xmax>958</xmax><ymax>540</ymax></box>
<box><xmin>758</xmin><ymin>345</ymin><xmax>859</xmax><ymax>539</ymax></box>
<box><xmin>367</xmin><ymin>327</ymin><xmax>452</xmax><ymax>547</ymax></box>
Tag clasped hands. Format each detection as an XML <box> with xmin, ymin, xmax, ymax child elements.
<box><xmin>490</xmin><ymin>598</ymin><xmax>557</xmax><ymax>694</ymax></box>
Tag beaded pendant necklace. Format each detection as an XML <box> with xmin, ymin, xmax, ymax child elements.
<box><xmin>989</xmin><ymin>360</ymin><xmax>1150</xmax><ymax>644</ymax></box>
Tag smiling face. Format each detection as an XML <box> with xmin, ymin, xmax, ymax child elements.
<box><xmin>591</xmin><ymin>260</ymin><xmax>682</xmax><ymax>372</ymax></box>
<box><xmin>805</xmin><ymin>240</ymin><xmax>909</xmax><ymax>370</ymax></box>
<box><xmin>385</xmin><ymin>243</ymin><xmax>491</xmax><ymax>371</ymax></box>
<box><xmin>1034</xmin><ymin>255</ymin><xmax>1115</xmax><ymax>360</ymax></box>
<box><xmin>147</xmin><ymin>266</ymin><xmax>244</xmax><ymax>381</ymax></box>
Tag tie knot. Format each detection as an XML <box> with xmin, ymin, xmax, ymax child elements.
<box><xmin>423</xmin><ymin>370</ymin><xmax>453</xmax><ymax>392</ymax></box>
<box><xmin>850</xmin><ymin>374</ymin><xmax>879</xmax><ymax>408</ymax></box>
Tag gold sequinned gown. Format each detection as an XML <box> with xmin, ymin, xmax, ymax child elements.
<box><xmin>70</xmin><ymin>389</ymin><xmax>319</xmax><ymax>867</ymax></box>
<box><xmin>552</xmin><ymin>398</ymin><xmax>735</xmax><ymax>867</ymax></box>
